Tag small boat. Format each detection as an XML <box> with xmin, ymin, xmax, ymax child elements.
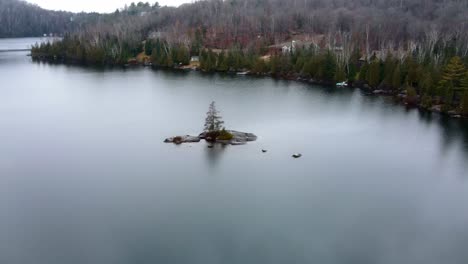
<box><xmin>262</xmin><ymin>149</ymin><xmax>268</xmax><ymax>153</ymax></box>
<box><xmin>292</xmin><ymin>153</ymin><xmax>302</xmax><ymax>158</ymax></box>
<box><xmin>336</xmin><ymin>81</ymin><xmax>348</xmax><ymax>87</ymax></box>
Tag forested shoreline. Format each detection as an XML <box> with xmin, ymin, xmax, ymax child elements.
<box><xmin>0</xmin><ymin>0</ymin><xmax>80</xmax><ymax>37</ymax></box>
<box><xmin>22</xmin><ymin>0</ymin><xmax>468</xmax><ymax>117</ymax></box>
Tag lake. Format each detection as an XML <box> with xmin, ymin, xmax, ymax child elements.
<box><xmin>1</xmin><ymin>38</ymin><xmax>468</xmax><ymax>264</ymax></box>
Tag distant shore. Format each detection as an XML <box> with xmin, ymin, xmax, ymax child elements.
<box><xmin>0</xmin><ymin>49</ymin><xmax>30</xmax><ymax>52</ymax></box>
<box><xmin>29</xmin><ymin>56</ymin><xmax>468</xmax><ymax>120</ymax></box>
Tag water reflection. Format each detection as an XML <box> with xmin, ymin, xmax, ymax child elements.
<box><xmin>2</xmin><ymin>38</ymin><xmax>468</xmax><ymax>264</ymax></box>
<box><xmin>204</xmin><ymin>143</ymin><xmax>228</xmax><ymax>168</ymax></box>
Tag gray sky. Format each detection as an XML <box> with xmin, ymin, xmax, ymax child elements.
<box><xmin>26</xmin><ymin>0</ymin><xmax>193</xmax><ymax>13</ymax></box>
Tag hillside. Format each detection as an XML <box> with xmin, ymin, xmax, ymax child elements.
<box><xmin>0</xmin><ymin>0</ymin><xmax>104</xmax><ymax>38</ymax></box>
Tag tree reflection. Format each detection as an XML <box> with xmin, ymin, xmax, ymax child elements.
<box><xmin>204</xmin><ymin>143</ymin><xmax>228</xmax><ymax>169</ymax></box>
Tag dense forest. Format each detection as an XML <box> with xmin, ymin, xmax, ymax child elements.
<box><xmin>27</xmin><ymin>0</ymin><xmax>468</xmax><ymax>52</ymax></box>
<box><xmin>0</xmin><ymin>0</ymin><xmax>135</xmax><ymax>38</ymax></box>
<box><xmin>0</xmin><ymin>0</ymin><xmax>75</xmax><ymax>37</ymax></box>
<box><xmin>23</xmin><ymin>0</ymin><xmax>468</xmax><ymax>116</ymax></box>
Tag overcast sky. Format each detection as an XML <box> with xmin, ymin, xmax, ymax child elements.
<box><xmin>26</xmin><ymin>0</ymin><xmax>193</xmax><ymax>13</ymax></box>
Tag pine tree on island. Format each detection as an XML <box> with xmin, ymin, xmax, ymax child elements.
<box><xmin>204</xmin><ymin>101</ymin><xmax>224</xmax><ymax>132</ymax></box>
<box><xmin>164</xmin><ymin>101</ymin><xmax>256</xmax><ymax>144</ymax></box>
<box><xmin>203</xmin><ymin>101</ymin><xmax>233</xmax><ymax>141</ymax></box>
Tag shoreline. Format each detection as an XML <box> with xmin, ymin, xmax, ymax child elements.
<box><xmin>29</xmin><ymin>56</ymin><xmax>468</xmax><ymax>120</ymax></box>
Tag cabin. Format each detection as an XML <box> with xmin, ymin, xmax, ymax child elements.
<box><xmin>268</xmin><ymin>41</ymin><xmax>297</xmax><ymax>55</ymax></box>
<box><xmin>268</xmin><ymin>40</ymin><xmax>316</xmax><ymax>55</ymax></box>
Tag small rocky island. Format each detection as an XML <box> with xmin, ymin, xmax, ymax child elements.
<box><xmin>164</xmin><ymin>101</ymin><xmax>257</xmax><ymax>145</ymax></box>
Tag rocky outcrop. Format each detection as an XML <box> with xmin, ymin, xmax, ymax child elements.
<box><xmin>164</xmin><ymin>135</ymin><xmax>201</xmax><ymax>144</ymax></box>
<box><xmin>226</xmin><ymin>130</ymin><xmax>257</xmax><ymax>143</ymax></box>
<box><xmin>165</xmin><ymin>130</ymin><xmax>257</xmax><ymax>145</ymax></box>
<box><xmin>199</xmin><ymin>130</ymin><xmax>257</xmax><ymax>144</ymax></box>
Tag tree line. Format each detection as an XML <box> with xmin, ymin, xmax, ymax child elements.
<box><xmin>0</xmin><ymin>0</ymin><xmax>159</xmax><ymax>38</ymax></box>
<box><xmin>28</xmin><ymin>0</ymin><xmax>468</xmax><ymax>115</ymax></box>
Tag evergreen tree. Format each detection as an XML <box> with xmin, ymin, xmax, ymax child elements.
<box><xmin>460</xmin><ymin>71</ymin><xmax>468</xmax><ymax>90</ymax></box>
<box><xmin>302</xmin><ymin>59</ymin><xmax>313</xmax><ymax>78</ymax></box>
<box><xmin>392</xmin><ymin>64</ymin><xmax>402</xmax><ymax>90</ymax></box>
<box><xmin>440</xmin><ymin>56</ymin><xmax>466</xmax><ymax>89</ymax></box>
<box><xmin>347</xmin><ymin>63</ymin><xmax>357</xmax><ymax>83</ymax></box>
<box><xmin>166</xmin><ymin>51</ymin><xmax>174</xmax><ymax>67</ymax></box>
<box><xmin>367</xmin><ymin>60</ymin><xmax>380</xmax><ymax>88</ymax></box>
<box><xmin>460</xmin><ymin>90</ymin><xmax>468</xmax><ymax>116</ymax></box>
<box><xmin>226</xmin><ymin>51</ymin><xmax>236</xmax><ymax>71</ymax></box>
<box><xmin>175</xmin><ymin>45</ymin><xmax>189</xmax><ymax>65</ymax></box>
<box><xmin>383</xmin><ymin>53</ymin><xmax>395</xmax><ymax>85</ymax></box>
<box><xmin>144</xmin><ymin>40</ymin><xmax>153</xmax><ymax>56</ymax></box>
<box><xmin>204</xmin><ymin>101</ymin><xmax>224</xmax><ymax>132</ymax></box>
<box><xmin>252</xmin><ymin>58</ymin><xmax>268</xmax><ymax>74</ymax></box>
<box><xmin>200</xmin><ymin>49</ymin><xmax>217</xmax><ymax>71</ymax></box>
<box><xmin>406</xmin><ymin>58</ymin><xmax>421</xmax><ymax>87</ymax></box>
<box><xmin>421</xmin><ymin>94</ymin><xmax>432</xmax><ymax>109</ymax></box>
<box><xmin>279</xmin><ymin>54</ymin><xmax>293</xmax><ymax>74</ymax></box>
<box><xmin>294</xmin><ymin>55</ymin><xmax>305</xmax><ymax>73</ymax></box>
<box><xmin>420</xmin><ymin>73</ymin><xmax>434</xmax><ymax>96</ymax></box>
<box><xmin>358</xmin><ymin>61</ymin><xmax>369</xmax><ymax>81</ymax></box>
<box><xmin>269</xmin><ymin>55</ymin><xmax>280</xmax><ymax>75</ymax></box>
<box><xmin>323</xmin><ymin>51</ymin><xmax>337</xmax><ymax>82</ymax></box>
<box><xmin>442</xmin><ymin>82</ymin><xmax>454</xmax><ymax>112</ymax></box>
<box><xmin>405</xmin><ymin>85</ymin><xmax>418</xmax><ymax>106</ymax></box>
<box><xmin>216</xmin><ymin>51</ymin><xmax>229</xmax><ymax>71</ymax></box>
<box><xmin>335</xmin><ymin>66</ymin><xmax>347</xmax><ymax>82</ymax></box>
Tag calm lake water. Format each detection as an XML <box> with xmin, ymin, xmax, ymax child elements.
<box><xmin>1</xmin><ymin>38</ymin><xmax>468</xmax><ymax>264</ymax></box>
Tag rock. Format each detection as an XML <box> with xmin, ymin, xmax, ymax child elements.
<box><xmin>377</xmin><ymin>82</ymin><xmax>393</xmax><ymax>92</ymax></box>
<box><xmin>167</xmin><ymin>130</ymin><xmax>257</xmax><ymax>145</ymax></box>
<box><xmin>373</xmin><ymin>89</ymin><xmax>384</xmax><ymax>94</ymax></box>
<box><xmin>216</xmin><ymin>140</ymin><xmax>232</xmax><ymax>145</ymax></box>
<box><xmin>199</xmin><ymin>130</ymin><xmax>257</xmax><ymax>144</ymax></box>
<box><xmin>230</xmin><ymin>141</ymin><xmax>246</xmax><ymax>145</ymax></box>
<box><xmin>430</xmin><ymin>105</ymin><xmax>442</xmax><ymax>113</ymax></box>
<box><xmin>164</xmin><ymin>135</ymin><xmax>201</xmax><ymax>144</ymax></box>
<box><xmin>227</xmin><ymin>130</ymin><xmax>257</xmax><ymax>142</ymax></box>
<box><xmin>292</xmin><ymin>153</ymin><xmax>302</xmax><ymax>158</ymax></box>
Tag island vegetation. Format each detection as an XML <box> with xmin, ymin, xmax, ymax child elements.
<box><xmin>4</xmin><ymin>0</ymin><xmax>466</xmax><ymax>117</ymax></box>
<box><xmin>164</xmin><ymin>101</ymin><xmax>256</xmax><ymax>145</ymax></box>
